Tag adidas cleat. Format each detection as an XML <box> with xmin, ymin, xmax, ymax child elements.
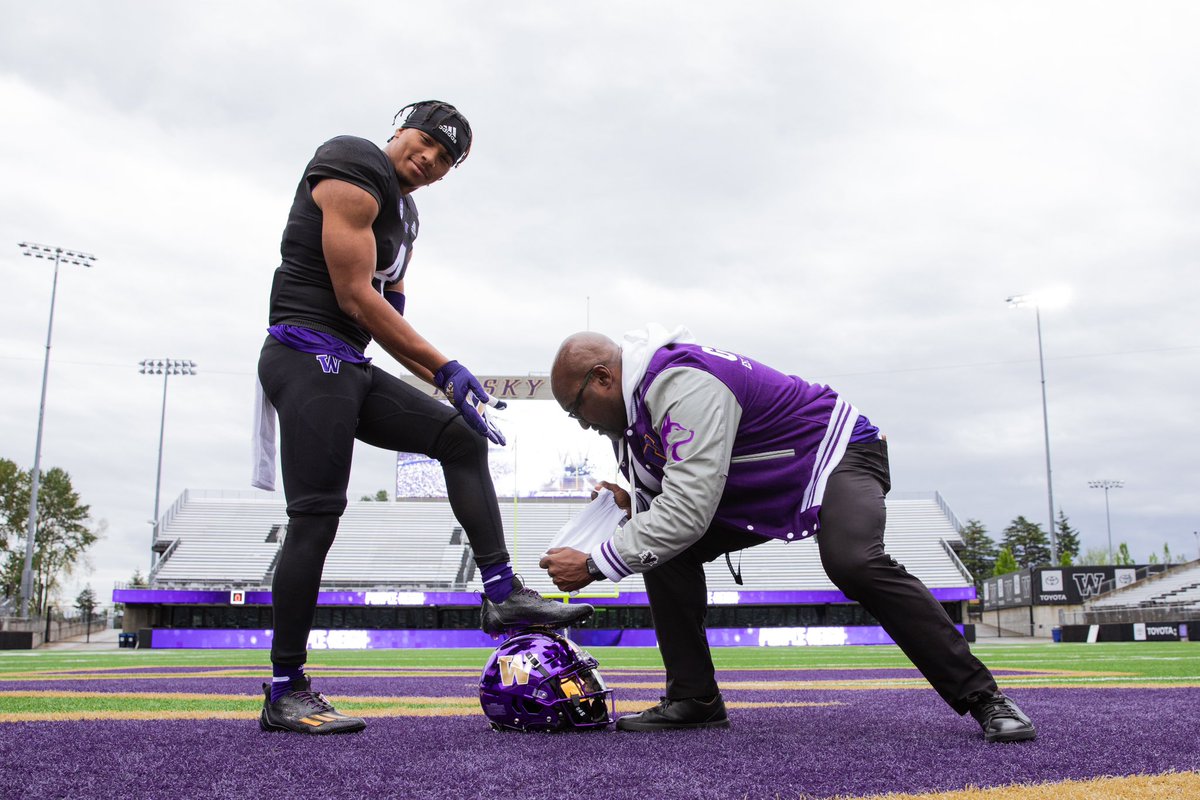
<box><xmin>480</xmin><ymin>575</ymin><xmax>594</xmax><ymax>635</ymax></box>
<box><xmin>259</xmin><ymin>676</ymin><xmax>366</xmax><ymax>735</ymax></box>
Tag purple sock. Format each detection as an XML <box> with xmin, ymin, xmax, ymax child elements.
<box><xmin>480</xmin><ymin>563</ymin><xmax>515</xmax><ymax>603</ymax></box>
<box><xmin>270</xmin><ymin>664</ymin><xmax>305</xmax><ymax>703</ymax></box>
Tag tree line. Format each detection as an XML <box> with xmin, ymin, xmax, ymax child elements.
<box><xmin>1</xmin><ymin>457</ymin><xmax>100</xmax><ymax>616</ymax></box>
<box><xmin>958</xmin><ymin>509</ymin><xmax>1187</xmax><ymax>597</ymax></box>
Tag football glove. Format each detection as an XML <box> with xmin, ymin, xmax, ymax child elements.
<box><xmin>433</xmin><ymin>360</ymin><xmax>505</xmax><ymax>445</ymax></box>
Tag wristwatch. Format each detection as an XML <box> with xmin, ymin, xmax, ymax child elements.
<box><xmin>585</xmin><ymin>556</ymin><xmax>605</xmax><ymax>581</ymax></box>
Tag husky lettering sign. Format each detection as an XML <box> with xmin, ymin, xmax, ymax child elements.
<box><xmin>400</xmin><ymin>374</ymin><xmax>550</xmax><ymax>400</ymax></box>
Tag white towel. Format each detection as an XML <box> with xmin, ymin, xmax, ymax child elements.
<box><xmin>546</xmin><ymin>488</ymin><xmax>628</xmax><ymax>555</ymax></box>
<box><xmin>251</xmin><ymin>377</ymin><xmax>277</xmax><ymax>491</ymax></box>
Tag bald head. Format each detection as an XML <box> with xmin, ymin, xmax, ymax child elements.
<box><xmin>550</xmin><ymin>332</ymin><xmax>626</xmax><ymax>439</ymax></box>
<box><xmin>550</xmin><ymin>332</ymin><xmax>619</xmax><ymax>404</ymax></box>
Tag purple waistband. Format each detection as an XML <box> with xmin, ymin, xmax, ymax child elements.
<box><xmin>267</xmin><ymin>324</ymin><xmax>370</xmax><ymax>364</ymax></box>
<box><xmin>850</xmin><ymin>414</ymin><xmax>879</xmax><ymax>443</ymax></box>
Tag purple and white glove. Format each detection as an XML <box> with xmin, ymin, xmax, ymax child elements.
<box><xmin>433</xmin><ymin>360</ymin><xmax>506</xmax><ymax>445</ymax></box>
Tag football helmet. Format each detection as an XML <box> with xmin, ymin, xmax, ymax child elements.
<box><xmin>479</xmin><ymin>630</ymin><xmax>613</xmax><ymax>732</ymax></box>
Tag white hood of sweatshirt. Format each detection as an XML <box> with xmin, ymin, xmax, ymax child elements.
<box><xmin>620</xmin><ymin>323</ymin><xmax>695</xmax><ymax>426</ymax></box>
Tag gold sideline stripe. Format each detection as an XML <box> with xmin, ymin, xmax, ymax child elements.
<box><xmin>0</xmin><ymin>665</ymin><xmax>480</xmax><ymax>676</ymax></box>
<box><xmin>0</xmin><ymin>691</ymin><xmax>479</xmax><ymax>703</ymax></box>
<box><xmin>606</xmin><ymin>677</ymin><xmax>1196</xmax><ymax>691</ymax></box>
<box><xmin>835</xmin><ymin>771</ymin><xmax>1200</xmax><ymax>800</ymax></box>
<box><xmin>0</xmin><ymin>667</ymin><xmax>1128</xmax><ymax>682</ymax></box>
<box><xmin>0</xmin><ymin>668</ymin><xmax>482</xmax><ymax>681</ymax></box>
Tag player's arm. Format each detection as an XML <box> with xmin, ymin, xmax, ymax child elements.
<box><xmin>313</xmin><ymin>178</ymin><xmax>502</xmax><ymax>444</ymax></box>
<box><xmin>378</xmin><ymin>278</ymin><xmax>436</xmax><ymax>382</ymax></box>
<box><xmin>591</xmin><ymin>369</ymin><xmax>742</xmax><ymax>580</ymax></box>
<box><xmin>312</xmin><ymin>179</ymin><xmax>448</xmax><ymax>379</ymax></box>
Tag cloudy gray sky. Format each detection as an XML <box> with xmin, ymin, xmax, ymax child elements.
<box><xmin>2</xmin><ymin>1</ymin><xmax>1197</xmax><ymax>603</ymax></box>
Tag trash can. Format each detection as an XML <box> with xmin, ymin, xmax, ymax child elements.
<box><xmin>1051</xmin><ymin>627</ymin><xmax>1062</xmax><ymax>643</ymax></box>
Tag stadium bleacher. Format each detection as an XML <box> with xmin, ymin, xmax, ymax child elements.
<box><xmin>149</xmin><ymin>489</ymin><xmax>972</xmax><ymax>595</ymax></box>
<box><xmin>1086</xmin><ymin>561</ymin><xmax>1200</xmax><ymax>611</ymax></box>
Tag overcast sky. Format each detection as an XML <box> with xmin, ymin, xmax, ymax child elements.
<box><xmin>2</xmin><ymin>1</ymin><xmax>1197</xmax><ymax>604</ymax></box>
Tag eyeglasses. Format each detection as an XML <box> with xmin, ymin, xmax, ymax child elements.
<box><xmin>566</xmin><ymin>367</ymin><xmax>598</xmax><ymax>420</ymax></box>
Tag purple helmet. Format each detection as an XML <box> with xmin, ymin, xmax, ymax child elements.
<box><xmin>479</xmin><ymin>630</ymin><xmax>613</xmax><ymax>732</ymax></box>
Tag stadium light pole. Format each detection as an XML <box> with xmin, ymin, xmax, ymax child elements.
<box><xmin>1006</xmin><ymin>288</ymin><xmax>1070</xmax><ymax>565</ymax></box>
<box><xmin>16</xmin><ymin>242</ymin><xmax>96</xmax><ymax>618</ymax></box>
<box><xmin>1088</xmin><ymin>480</ymin><xmax>1123</xmax><ymax>565</ymax></box>
<box><xmin>139</xmin><ymin>358</ymin><xmax>197</xmax><ymax>571</ymax></box>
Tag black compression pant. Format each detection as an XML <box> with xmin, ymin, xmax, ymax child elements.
<box><xmin>258</xmin><ymin>336</ymin><xmax>508</xmax><ymax>667</ymax></box>
<box><xmin>643</xmin><ymin>438</ymin><xmax>998</xmax><ymax>714</ymax></box>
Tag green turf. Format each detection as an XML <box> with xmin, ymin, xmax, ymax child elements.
<box><xmin>1</xmin><ymin>641</ymin><xmax>1197</xmax><ymax>679</ymax></box>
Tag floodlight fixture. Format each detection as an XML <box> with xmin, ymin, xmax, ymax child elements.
<box><xmin>1088</xmin><ymin>479</ymin><xmax>1124</xmax><ymax>564</ymax></box>
<box><xmin>139</xmin><ymin>358</ymin><xmax>198</xmax><ymax>571</ymax></box>
<box><xmin>1005</xmin><ymin>291</ymin><xmax>1061</xmax><ymax>563</ymax></box>
<box><xmin>16</xmin><ymin>242</ymin><xmax>96</xmax><ymax>618</ymax></box>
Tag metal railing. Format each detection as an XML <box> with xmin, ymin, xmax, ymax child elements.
<box><xmin>940</xmin><ymin>538</ymin><xmax>974</xmax><ymax>586</ymax></box>
<box><xmin>148</xmin><ymin>538</ymin><xmax>181</xmax><ymax>583</ymax></box>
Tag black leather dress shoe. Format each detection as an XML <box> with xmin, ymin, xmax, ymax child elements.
<box><xmin>616</xmin><ymin>694</ymin><xmax>730</xmax><ymax>731</ymax></box>
<box><xmin>969</xmin><ymin>692</ymin><xmax>1036</xmax><ymax>743</ymax></box>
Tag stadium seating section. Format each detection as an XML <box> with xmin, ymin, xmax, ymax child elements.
<box><xmin>149</xmin><ymin>490</ymin><xmax>974</xmax><ymax>594</ymax></box>
<box><xmin>1086</xmin><ymin>562</ymin><xmax>1200</xmax><ymax>611</ymax></box>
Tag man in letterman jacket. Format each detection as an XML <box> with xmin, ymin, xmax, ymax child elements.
<box><xmin>540</xmin><ymin>325</ymin><xmax>1036</xmax><ymax>743</ymax></box>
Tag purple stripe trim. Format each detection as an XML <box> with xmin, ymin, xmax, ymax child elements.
<box><xmin>815</xmin><ymin>401</ymin><xmax>852</xmax><ymax>480</ymax></box>
<box><xmin>601</xmin><ymin>540</ymin><xmax>632</xmax><ymax>577</ymax></box>
<box><xmin>114</xmin><ymin>586</ymin><xmax>975</xmax><ymax>606</ymax></box>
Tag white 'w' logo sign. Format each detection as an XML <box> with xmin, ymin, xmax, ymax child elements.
<box><xmin>1073</xmin><ymin>572</ymin><xmax>1106</xmax><ymax>597</ymax></box>
<box><xmin>316</xmin><ymin>354</ymin><xmax>341</xmax><ymax>374</ymax></box>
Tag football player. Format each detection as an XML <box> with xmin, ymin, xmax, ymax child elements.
<box><xmin>255</xmin><ymin>102</ymin><xmax>593</xmax><ymax>735</ymax></box>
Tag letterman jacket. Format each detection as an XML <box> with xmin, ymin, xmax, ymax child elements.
<box><xmin>589</xmin><ymin>327</ymin><xmax>860</xmax><ymax>582</ymax></box>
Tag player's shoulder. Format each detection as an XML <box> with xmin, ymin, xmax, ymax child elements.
<box><xmin>315</xmin><ymin>135</ymin><xmax>388</xmax><ymax>166</ymax></box>
<box><xmin>305</xmin><ymin>136</ymin><xmax>394</xmax><ymax>203</ymax></box>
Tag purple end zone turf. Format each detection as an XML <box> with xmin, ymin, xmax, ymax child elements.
<box><xmin>2</xmin><ymin>682</ymin><xmax>1199</xmax><ymax>799</ymax></box>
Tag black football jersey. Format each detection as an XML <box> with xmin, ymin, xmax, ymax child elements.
<box><xmin>269</xmin><ymin>135</ymin><xmax>418</xmax><ymax>351</ymax></box>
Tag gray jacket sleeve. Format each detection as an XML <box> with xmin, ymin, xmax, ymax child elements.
<box><xmin>588</xmin><ymin>367</ymin><xmax>742</xmax><ymax>580</ymax></box>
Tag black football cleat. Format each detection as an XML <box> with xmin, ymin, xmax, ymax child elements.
<box><xmin>969</xmin><ymin>692</ymin><xmax>1036</xmax><ymax>743</ymax></box>
<box><xmin>259</xmin><ymin>676</ymin><xmax>366</xmax><ymax>735</ymax></box>
<box><xmin>480</xmin><ymin>576</ymin><xmax>594</xmax><ymax>635</ymax></box>
<box><xmin>616</xmin><ymin>694</ymin><xmax>731</xmax><ymax>732</ymax></box>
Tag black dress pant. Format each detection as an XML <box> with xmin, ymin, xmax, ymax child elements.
<box><xmin>258</xmin><ymin>336</ymin><xmax>509</xmax><ymax>667</ymax></box>
<box><xmin>643</xmin><ymin>438</ymin><xmax>997</xmax><ymax>714</ymax></box>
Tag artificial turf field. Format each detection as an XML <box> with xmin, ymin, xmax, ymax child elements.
<box><xmin>1</xmin><ymin>641</ymin><xmax>1198</xmax><ymax>799</ymax></box>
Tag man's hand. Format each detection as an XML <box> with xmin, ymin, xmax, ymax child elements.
<box><xmin>539</xmin><ymin>547</ymin><xmax>594</xmax><ymax>593</ymax></box>
<box><xmin>592</xmin><ymin>481</ymin><xmax>632</xmax><ymax>518</ymax></box>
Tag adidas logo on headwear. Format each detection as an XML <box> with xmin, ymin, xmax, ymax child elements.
<box><xmin>438</xmin><ymin>124</ymin><xmax>458</xmax><ymax>143</ymax></box>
